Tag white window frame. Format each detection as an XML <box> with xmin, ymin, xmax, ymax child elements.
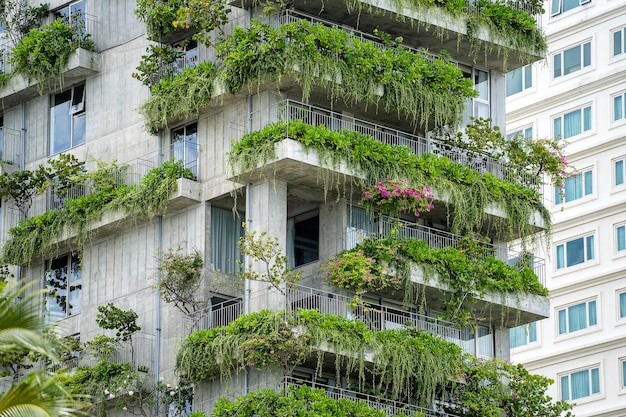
<box><xmin>616</xmin><ymin>223</ymin><xmax>626</xmax><ymax>254</ymax></box>
<box><xmin>611</xmin><ymin>26</ymin><xmax>626</xmax><ymax>58</ymax></box>
<box><xmin>559</xmin><ymin>365</ymin><xmax>601</xmax><ymax>402</ymax></box>
<box><xmin>50</xmin><ymin>83</ymin><xmax>86</xmax><ymax>155</ymax></box>
<box><xmin>614</xmin><ymin>156</ymin><xmax>626</xmax><ymax>188</ymax></box>
<box><xmin>551</xmin><ymin>0</ymin><xmax>592</xmax><ymax>18</ymax></box>
<box><xmin>620</xmin><ymin>358</ymin><xmax>626</xmax><ymax>392</ymax></box>
<box><xmin>555</xmin><ymin>233</ymin><xmax>595</xmax><ymax>270</ymax></box>
<box><xmin>556</xmin><ymin>298</ymin><xmax>598</xmax><ymax>336</ymax></box>
<box><xmin>45</xmin><ymin>252</ymin><xmax>81</xmax><ymax>323</ymax></box>
<box><xmin>552</xmin><ymin>104</ymin><xmax>592</xmax><ymax>140</ymax></box>
<box><xmin>554</xmin><ymin>168</ymin><xmax>593</xmax><ymax>205</ymax></box>
<box><xmin>505</xmin><ymin>65</ymin><xmax>532</xmax><ymax>97</ymax></box>
<box><xmin>612</xmin><ymin>91</ymin><xmax>626</xmax><ymax>123</ymax></box>
<box><xmin>617</xmin><ymin>290</ymin><xmax>626</xmax><ymax>321</ymax></box>
<box><xmin>553</xmin><ymin>41</ymin><xmax>592</xmax><ymax>79</ymax></box>
<box><xmin>506</xmin><ymin>125</ymin><xmax>533</xmax><ymax>141</ymax></box>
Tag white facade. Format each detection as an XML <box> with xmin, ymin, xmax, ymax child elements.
<box><xmin>506</xmin><ymin>1</ymin><xmax>626</xmax><ymax>416</ymax></box>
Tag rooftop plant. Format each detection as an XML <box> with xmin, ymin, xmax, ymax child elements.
<box><xmin>9</xmin><ymin>17</ymin><xmax>95</xmax><ymax>87</ymax></box>
<box><xmin>228</xmin><ymin>120</ymin><xmax>551</xmax><ymax>241</ymax></box>
<box><xmin>1</xmin><ymin>159</ymin><xmax>195</xmax><ymax>266</ymax></box>
<box><xmin>177</xmin><ymin>309</ymin><xmax>572</xmax><ymax>416</ymax></box>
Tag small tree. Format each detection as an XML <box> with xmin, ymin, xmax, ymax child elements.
<box><xmin>95</xmin><ymin>303</ymin><xmax>141</xmax><ymax>362</ymax></box>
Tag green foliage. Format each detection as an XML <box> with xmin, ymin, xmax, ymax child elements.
<box><xmin>2</xmin><ymin>159</ymin><xmax>194</xmax><ymax>265</ymax></box>
<box><xmin>9</xmin><ymin>18</ymin><xmax>95</xmax><ymax>87</ymax></box>
<box><xmin>132</xmin><ymin>43</ymin><xmax>184</xmax><ymax>87</ymax></box>
<box><xmin>140</xmin><ymin>62</ymin><xmax>217</xmax><ymax>134</ymax></box>
<box><xmin>229</xmin><ymin>120</ymin><xmax>551</xmax><ymax>240</ymax></box>
<box><xmin>212</xmin><ymin>384</ymin><xmax>419</xmax><ymax>417</ymax></box>
<box><xmin>134</xmin><ymin>0</ymin><xmax>187</xmax><ymax>39</ymax></box>
<box><xmin>324</xmin><ymin>237</ymin><xmax>547</xmax><ymax>324</ymax></box>
<box><xmin>236</xmin><ymin>223</ymin><xmax>301</xmax><ymax>295</ymax></box>
<box><xmin>361</xmin><ymin>179</ymin><xmax>435</xmax><ymax>217</ymax></box>
<box><xmin>156</xmin><ymin>247</ymin><xmax>207</xmax><ymax>316</ymax></box>
<box><xmin>96</xmin><ymin>304</ymin><xmax>141</xmax><ymax>343</ymax></box>
<box><xmin>217</xmin><ymin>20</ymin><xmax>476</xmax><ymax>129</ymax></box>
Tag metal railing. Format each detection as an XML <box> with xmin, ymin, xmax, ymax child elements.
<box><xmin>346</xmin><ymin>217</ymin><xmax>546</xmax><ymax>286</ymax></box>
<box><xmin>284</xmin><ymin>376</ymin><xmax>454</xmax><ymax>417</ymax></box>
<box><xmin>22</xmin><ymin>141</ymin><xmax>199</xmax><ymax>219</ymax></box>
<box><xmin>0</xmin><ymin>127</ymin><xmax>21</xmax><ymax>166</ymax></box>
<box><xmin>230</xmin><ymin>99</ymin><xmax>540</xmax><ymax>190</ymax></box>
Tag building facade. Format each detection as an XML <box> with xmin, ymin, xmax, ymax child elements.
<box><xmin>0</xmin><ymin>0</ymin><xmax>563</xmax><ymax>415</ymax></box>
<box><xmin>506</xmin><ymin>1</ymin><xmax>626</xmax><ymax>416</ymax></box>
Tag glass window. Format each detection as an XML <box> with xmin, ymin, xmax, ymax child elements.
<box><xmin>553</xmin><ymin>42</ymin><xmax>591</xmax><ymax>78</ymax></box>
<box><xmin>615</xmin><ymin>158</ymin><xmax>625</xmax><ymax>187</ymax></box>
<box><xmin>171</xmin><ymin>122</ymin><xmax>199</xmax><ymax>178</ymax></box>
<box><xmin>55</xmin><ymin>0</ymin><xmax>86</xmax><ymax>31</ymax></box>
<box><xmin>172</xmin><ymin>39</ymin><xmax>198</xmax><ymax>75</ymax></box>
<box><xmin>617</xmin><ymin>225</ymin><xmax>626</xmax><ymax>253</ymax></box>
<box><xmin>613</xmin><ymin>27</ymin><xmax>626</xmax><ymax>57</ymax></box>
<box><xmin>551</xmin><ymin>0</ymin><xmax>592</xmax><ymax>17</ymax></box>
<box><xmin>50</xmin><ymin>84</ymin><xmax>86</xmax><ymax>155</ymax></box>
<box><xmin>506</xmin><ymin>126</ymin><xmax>533</xmax><ymax>141</ymax></box>
<box><xmin>554</xmin><ymin>169</ymin><xmax>592</xmax><ymax>204</ymax></box>
<box><xmin>556</xmin><ymin>234</ymin><xmax>595</xmax><ymax>269</ymax></box>
<box><xmin>462</xmin><ymin>68</ymin><xmax>490</xmax><ymax>126</ymax></box>
<box><xmin>560</xmin><ymin>367</ymin><xmax>600</xmax><ymax>401</ymax></box>
<box><xmin>622</xmin><ymin>359</ymin><xmax>626</xmax><ymax>389</ymax></box>
<box><xmin>557</xmin><ymin>299</ymin><xmax>597</xmax><ymax>335</ymax></box>
<box><xmin>506</xmin><ymin>65</ymin><xmax>532</xmax><ymax>97</ymax></box>
<box><xmin>210</xmin><ymin>206</ymin><xmax>243</xmax><ymax>275</ymax></box>
<box><xmin>613</xmin><ymin>92</ymin><xmax>626</xmax><ymax>122</ymax></box>
<box><xmin>287</xmin><ymin>211</ymin><xmax>319</xmax><ymax>268</ymax></box>
<box><xmin>553</xmin><ymin>105</ymin><xmax>592</xmax><ymax>140</ymax></box>
<box><xmin>45</xmin><ymin>253</ymin><xmax>81</xmax><ymax>323</ymax></box>
<box><xmin>618</xmin><ymin>291</ymin><xmax>626</xmax><ymax>319</ymax></box>
<box><xmin>510</xmin><ymin>322</ymin><xmax>537</xmax><ymax>348</ymax></box>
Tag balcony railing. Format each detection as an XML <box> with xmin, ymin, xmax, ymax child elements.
<box><xmin>230</xmin><ymin>100</ymin><xmax>541</xmax><ymax>190</ymax></box>
<box><xmin>0</xmin><ymin>126</ymin><xmax>22</xmax><ymax>166</ymax></box>
<box><xmin>284</xmin><ymin>376</ymin><xmax>455</xmax><ymax>417</ymax></box>
<box><xmin>189</xmin><ymin>284</ymin><xmax>493</xmax><ymax>357</ymax></box>
<box><xmin>21</xmin><ymin>142</ymin><xmax>199</xmax><ymax>219</ymax></box>
<box><xmin>346</xmin><ymin>216</ymin><xmax>546</xmax><ymax>286</ymax></box>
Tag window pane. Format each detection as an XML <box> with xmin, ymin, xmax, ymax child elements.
<box><xmin>529</xmin><ymin>321</ymin><xmax>537</xmax><ymax>342</ymax></box>
<box><xmin>210</xmin><ymin>206</ymin><xmax>243</xmax><ymax>274</ymax></box>
<box><xmin>506</xmin><ymin>68</ymin><xmax>522</xmax><ymax>96</ymax></box>
<box><xmin>51</xmin><ymin>100</ymin><xmax>72</xmax><ymax>154</ymax></box>
<box><xmin>591</xmin><ymin>368</ymin><xmax>600</xmax><ymax>394</ymax></box>
<box><xmin>45</xmin><ymin>256</ymin><xmax>69</xmax><ymax>322</ymax></box>
<box><xmin>73</xmin><ymin>113</ymin><xmax>86</xmax><ymax>146</ymax></box>
<box><xmin>622</xmin><ymin>361</ymin><xmax>626</xmax><ymax>387</ymax></box>
<box><xmin>524</xmin><ymin>65</ymin><xmax>532</xmax><ymax>89</ymax></box>
<box><xmin>571</xmin><ymin>369</ymin><xmax>590</xmax><ymax>399</ymax></box>
<box><xmin>563</xmin><ymin>109</ymin><xmax>582</xmax><ymax>138</ymax></box>
<box><xmin>616</xmin><ymin>160</ymin><xmax>625</xmax><ymax>185</ymax></box>
<box><xmin>568</xmin><ymin>303</ymin><xmax>587</xmax><ymax>332</ymax></box>
<box><xmin>586</xmin><ymin>235</ymin><xmax>595</xmax><ymax>260</ymax></box>
<box><xmin>620</xmin><ymin>292</ymin><xmax>626</xmax><ymax>318</ymax></box>
<box><xmin>617</xmin><ymin>226</ymin><xmax>625</xmax><ymax>251</ymax></box>
<box><xmin>555</xmin><ymin>186</ymin><xmax>563</xmax><ymax>204</ymax></box>
<box><xmin>563</xmin><ymin>46</ymin><xmax>581</xmax><ymax>75</ymax></box>
<box><xmin>584</xmin><ymin>170</ymin><xmax>592</xmax><ymax>195</ymax></box>
<box><xmin>615</xmin><ymin>95</ymin><xmax>624</xmax><ymax>121</ymax></box>
<box><xmin>583</xmin><ymin>106</ymin><xmax>591</xmax><ymax>131</ymax></box>
<box><xmin>558</xmin><ymin>308</ymin><xmax>567</xmax><ymax>333</ymax></box>
<box><xmin>561</xmin><ymin>375</ymin><xmax>570</xmax><ymax>401</ymax></box>
<box><xmin>557</xmin><ymin>244</ymin><xmax>565</xmax><ymax>269</ymax></box>
<box><xmin>563</xmin><ymin>0</ymin><xmax>580</xmax><ymax>13</ymax></box>
<box><xmin>566</xmin><ymin>237</ymin><xmax>584</xmax><ymax>267</ymax></box>
<box><xmin>554</xmin><ymin>53</ymin><xmax>562</xmax><ymax>78</ymax></box>
<box><xmin>614</xmin><ymin>30</ymin><xmax>623</xmax><ymax>56</ymax></box>
<box><xmin>583</xmin><ymin>42</ymin><xmax>591</xmax><ymax>67</ymax></box>
<box><xmin>554</xmin><ymin>116</ymin><xmax>562</xmax><ymax>138</ymax></box>
<box><xmin>474</xmin><ymin>70</ymin><xmax>489</xmax><ymax>101</ymax></box>
<box><xmin>588</xmin><ymin>300</ymin><xmax>597</xmax><ymax>326</ymax></box>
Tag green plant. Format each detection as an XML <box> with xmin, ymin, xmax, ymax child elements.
<box><xmin>0</xmin><ymin>1</ymin><xmax>49</xmax><ymax>47</ymax></box>
<box><xmin>361</xmin><ymin>179</ymin><xmax>435</xmax><ymax>217</ymax></box>
<box><xmin>9</xmin><ymin>18</ymin><xmax>95</xmax><ymax>87</ymax></box>
<box><xmin>156</xmin><ymin>247</ymin><xmax>208</xmax><ymax>316</ymax></box>
<box><xmin>96</xmin><ymin>304</ymin><xmax>141</xmax><ymax>344</ymax></box>
<box><xmin>132</xmin><ymin>43</ymin><xmax>184</xmax><ymax>87</ymax></box>
<box><xmin>134</xmin><ymin>0</ymin><xmax>186</xmax><ymax>39</ymax></box>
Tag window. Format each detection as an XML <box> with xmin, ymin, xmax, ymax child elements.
<box><xmin>462</xmin><ymin>68</ymin><xmax>489</xmax><ymax>126</ymax></box>
<box><xmin>557</xmin><ymin>299</ymin><xmax>597</xmax><ymax>335</ymax></box>
<box><xmin>460</xmin><ymin>324</ymin><xmax>494</xmax><ymax>357</ymax></box>
<box><xmin>287</xmin><ymin>211</ymin><xmax>319</xmax><ymax>267</ymax></box>
<box><xmin>45</xmin><ymin>253</ymin><xmax>81</xmax><ymax>323</ymax></box>
<box><xmin>50</xmin><ymin>84</ymin><xmax>86</xmax><ymax>154</ymax></box>
<box><xmin>622</xmin><ymin>359</ymin><xmax>626</xmax><ymax>390</ymax></box>
<box><xmin>556</xmin><ymin>234</ymin><xmax>595</xmax><ymax>269</ymax></box>
<box><xmin>510</xmin><ymin>322</ymin><xmax>537</xmax><ymax>348</ymax></box>
<box><xmin>551</xmin><ymin>0</ymin><xmax>591</xmax><ymax>17</ymax></box>
<box><xmin>560</xmin><ymin>366</ymin><xmax>600</xmax><ymax>401</ymax></box>
<box><xmin>554</xmin><ymin>169</ymin><xmax>592</xmax><ymax>204</ymax></box>
<box><xmin>210</xmin><ymin>206</ymin><xmax>243</xmax><ymax>275</ymax></box>
<box><xmin>553</xmin><ymin>41</ymin><xmax>591</xmax><ymax>78</ymax></box>
<box><xmin>172</xmin><ymin>39</ymin><xmax>198</xmax><ymax>74</ymax></box>
<box><xmin>613</xmin><ymin>92</ymin><xmax>626</xmax><ymax>122</ymax></box>
<box><xmin>55</xmin><ymin>1</ymin><xmax>86</xmax><ymax>31</ymax></box>
<box><xmin>612</xmin><ymin>26</ymin><xmax>626</xmax><ymax>57</ymax></box>
<box><xmin>506</xmin><ymin>65</ymin><xmax>532</xmax><ymax>97</ymax></box>
<box><xmin>617</xmin><ymin>225</ymin><xmax>626</xmax><ymax>253</ymax></box>
<box><xmin>615</xmin><ymin>157</ymin><xmax>625</xmax><ymax>187</ymax></box>
<box><xmin>506</xmin><ymin>126</ymin><xmax>533</xmax><ymax>141</ymax></box>
<box><xmin>171</xmin><ymin>122</ymin><xmax>199</xmax><ymax>177</ymax></box>
<box><xmin>618</xmin><ymin>291</ymin><xmax>626</xmax><ymax>319</ymax></box>
<box><xmin>553</xmin><ymin>105</ymin><xmax>592</xmax><ymax>140</ymax></box>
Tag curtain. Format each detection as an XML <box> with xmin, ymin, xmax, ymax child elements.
<box><xmin>566</xmin><ymin>237</ymin><xmax>584</xmax><ymax>267</ymax></box>
<box><xmin>556</xmin><ymin>244</ymin><xmax>565</xmax><ymax>269</ymax></box>
<box><xmin>476</xmin><ymin>325</ymin><xmax>493</xmax><ymax>357</ymax></box>
<box><xmin>570</xmin><ymin>369</ymin><xmax>590</xmax><ymax>399</ymax></box>
<box><xmin>210</xmin><ymin>206</ymin><xmax>243</xmax><ymax>275</ymax></box>
<box><xmin>563</xmin><ymin>46</ymin><xmax>581</xmax><ymax>75</ymax></box>
<box><xmin>554</xmin><ymin>116</ymin><xmax>562</xmax><ymax>139</ymax></box>
<box><xmin>506</xmin><ymin>68</ymin><xmax>522</xmax><ymax>96</ymax></box>
<box><xmin>588</xmin><ymin>300</ymin><xmax>597</xmax><ymax>326</ymax></box>
<box><xmin>615</xmin><ymin>96</ymin><xmax>624</xmax><ymax>121</ymax></box>
<box><xmin>346</xmin><ymin>205</ymin><xmax>375</xmax><ymax>250</ymax></box>
<box><xmin>620</xmin><ymin>292</ymin><xmax>626</xmax><ymax>318</ymax></box>
<box><xmin>619</xmin><ymin>226</ymin><xmax>626</xmax><ymax>252</ymax></box>
<box><xmin>586</xmin><ymin>235</ymin><xmax>595</xmax><ymax>261</ymax></box>
<box><xmin>583</xmin><ymin>43</ymin><xmax>591</xmax><ymax>67</ymax></box>
<box><xmin>561</xmin><ymin>375</ymin><xmax>570</xmax><ymax>400</ymax></box>
<box><xmin>563</xmin><ymin>109</ymin><xmax>582</xmax><ymax>139</ymax></box>
<box><xmin>563</xmin><ymin>0</ymin><xmax>581</xmax><ymax>13</ymax></box>
<box><xmin>616</xmin><ymin>160</ymin><xmax>624</xmax><ymax>186</ymax></box>
<box><xmin>614</xmin><ymin>31</ymin><xmax>623</xmax><ymax>57</ymax></box>
<box><xmin>568</xmin><ymin>303</ymin><xmax>587</xmax><ymax>332</ymax></box>
<box><xmin>584</xmin><ymin>171</ymin><xmax>593</xmax><ymax>195</ymax></box>
<box><xmin>558</xmin><ymin>309</ymin><xmax>567</xmax><ymax>334</ymax></box>
<box><xmin>583</xmin><ymin>106</ymin><xmax>592</xmax><ymax>131</ymax></box>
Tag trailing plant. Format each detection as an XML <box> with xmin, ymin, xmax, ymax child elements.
<box><xmin>2</xmin><ymin>159</ymin><xmax>195</xmax><ymax>265</ymax></box>
<box><xmin>212</xmin><ymin>384</ymin><xmax>422</xmax><ymax>417</ymax></box>
<box><xmin>139</xmin><ymin>62</ymin><xmax>217</xmax><ymax>134</ymax></box>
<box><xmin>324</xmin><ymin>236</ymin><xmax>547</xmax><ymax>324</ymax></box>
<box><xmin>132</xmin><ymin>43</ymin><xmax>184</xmax><ymax>87</ymax></box>
<box><xmin>9</xmin><ymin>18</ymin><xmax>95</xmax><ymax>87</ymax></box>
<box><xmin>0</xmin><ymin>1</ymin><xmax>49</xmax><ymax>47</ymax></box>
<box><xmin>217</xmin><ymin>20</ymin><xmax>476</xmax><ymax>130</ymax></box>
<box><xmin>134</xmin><ymin>0</ymin><xmax>187</xmax><ymax>39</ymax></box>
<box><xmin>236</xmin><ymin>223</ymin><xmax>301</xmax><ymax>295</ymax></box>
<box><xmin>228</xmin><ymin>120</ymin><xmax>551</xmax><ymax>241</ymax></box>
<box><xmin>361</xmin><ymin>179</ymin><xmax>435</xmax><ymax>217</ymax></box>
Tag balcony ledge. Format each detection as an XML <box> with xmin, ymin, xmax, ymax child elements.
<box><xmin>409</xmin><ymin>264</ymin><xmax>550</xmax><ymax>327</ymax></box>
<box><xmin>0</xmin><ymin>48</ymin><xmax>100</xmax><ymax>108</ymax></box>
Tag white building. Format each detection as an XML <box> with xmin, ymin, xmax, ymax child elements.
<box><xmin>506</xmin><ymin>1</ymin><xmax>626</xmax><ymax>416</ymax></box>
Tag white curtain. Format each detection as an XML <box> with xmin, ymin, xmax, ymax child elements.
<box><xmin>210</xmin><ymin>206</ymin><xmax>243</xmax><ymax>275</ymax></box>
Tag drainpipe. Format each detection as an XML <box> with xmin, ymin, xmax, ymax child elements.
<box><xmin>16</xmin><ymin>101</ymin><xmax>26</xmax><ymax>285</ymax></box>
<box><xmin>243</xmin><ymin>93</ymin><xmax>253</xmax><ymax>395</ymax></box>
<box><xmin>153</xmin><ymin>129</ymin><xmax>164</xmax><ymax>416</ymax></box>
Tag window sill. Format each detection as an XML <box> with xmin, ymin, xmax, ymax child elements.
<box><xmin>554</xmin><ymin>324</ymin><xmax>601</xmax><ymax>344</ymax></box>
<box><xmin>552</xmin><ymin>194</ymin><xmax>596</xmax><ymax>212</ymax></box>
<box><xmin>553</xmin><ymin>258</ymin><xmax>599</xmax><ymax>277</ymax></box>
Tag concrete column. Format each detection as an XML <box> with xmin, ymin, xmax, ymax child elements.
<box><xmin>319</xmin><ymin>198</ymin><xmax>346</xmax><ymax>263</ymax></box>
<box><xmin>247</xmin><ymin>179</ymin><xmax>287</xmax><ymax>312</ymax></box>
<box><xmin>494</xmin><ymin>325</ymin><xmax>511</xmax><ymax>361</ymax></box>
